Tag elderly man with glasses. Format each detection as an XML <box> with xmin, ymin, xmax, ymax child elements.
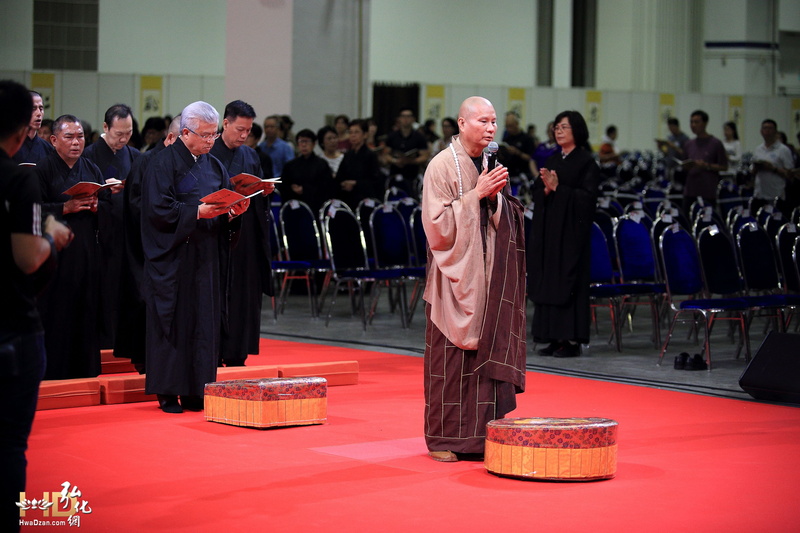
<box><xmin>141</xmin><ymin>101</ymin><xmax>250</xmax><ymax>414</ymax></box>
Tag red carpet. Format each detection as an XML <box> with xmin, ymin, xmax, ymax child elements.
<box><xmin>23</xmin><ymin>339</ymin><xmax>800</xmax><ymax>532</ymax></box>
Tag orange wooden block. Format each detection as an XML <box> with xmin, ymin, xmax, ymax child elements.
<box><xmin>216</xmin><ymin>365</ymin><xmax>280</xmax><ymax>381</ymax></box>
<box><xmin>100</xmin><ymin>349</ymin><xmax>138</xmax><ymax>374</ymax></box>
<box><xmin>204</xmin><ymin>377</ymin><xmax>327</xmax><ymax>428</ymax></box>
<box><xmin>37</xmin><ymin>378</ymin><xmax>101</xmax><ymax>411</ymax></box>
<box><xmin>98</xmin><ymin>374</ymin><xmax>155</xmax><ymax>404</ymax></box>
<box><xmin>485</xmin><ymin>417</ymin><xmax>618</xmax><ymax>481</ymax></box>
<box><xmin>278</xmin><ymin>361</ymin><xmax>358</xmax><ymax>386</ymax></box>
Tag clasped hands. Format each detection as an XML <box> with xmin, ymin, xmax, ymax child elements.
<box><xmin>476</xmin><ymin>164</ymin><xmax>509</xmax><ymax>201</ymax></box>
<box><xmin>540</xmin><ymin>168</ymin><xmax>559</xmax><ymax>194</ymax></box>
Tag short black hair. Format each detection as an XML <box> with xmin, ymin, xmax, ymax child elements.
<box><xmin>52</xmin><ymin>114</ymin><xmax>82</xmax><ymax>135</ymax></box>
<box><xmin>761</xmin><ymin>118</ymin><xmax>778</xmax><ymax>129</ymax></box>
<box><xmin>723</xmin><ymin>121</ymin><xmax>739</xmax><ymax>140</ymax></box>
<box><xmin>0</xmin><ymin>79</ymin><xmax>33</xmax><ymax>139</ymax></box>
<box><xmin>250</xmin><ymin>122</ymin><xmax>263</xmax><ymax>141</ymax></box>
<box><xmin>554</xmin><ymin>110</ymin><xmax>590</xmax><ymax>151</ymax></box>
<box><xmin>667</xmin><ymin>118</ymin><xmax>679</xmax><ymax>127</ymax></box>
<box><xmin>334</xmin><ymin>114</ymin><xmax>349</xmax><ymax>126</ymax></box>
<box><xmin>224</xmin><ymin>100</ymin><xmax>256</xmax><ymax>121</ymax></box>
<box><xmin>348</xmin><ymin>119</ymin><xmax>368</xmax><ymax>134</ymax></box>
<box><xmin>605</xmin><ymin>125</ymin><xmax>617</xmax><ymax>136</ymax></box>
<box><xmin>104</xmin><ymin>104</ymin><xmax>133</xmax><ymax>127</ymax></box>
<box><xmin>316</xmin><ymin>125</ymin><xmax>336</xmax><ymax>149</ymax></box>
<box><xmin>295</xmin><ymin>128</ymin><xmax>316</xmax><ymax>143</ymax></box>
<box><xmin>690</xmin><ymin>110</ymin><xmax>709</xmax><ymax>123</ymax></box>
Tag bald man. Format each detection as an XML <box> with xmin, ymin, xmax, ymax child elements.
<box><xmin>421</xmin><ymin>97</ymin><xmax>527</xmax><ymax>462</ymax></box>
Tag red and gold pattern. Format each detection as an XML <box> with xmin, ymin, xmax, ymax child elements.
<box><xmin>485</xmin><ymin>417</ymin><xmax>618</xmax><ymax>481</ymax></box>
<box><xmin>204</xmin><ymin>378</ymin><xmax>327</xmax><ymax>429</ymax></box>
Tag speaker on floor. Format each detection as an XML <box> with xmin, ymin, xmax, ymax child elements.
<box><xmin>739</xmin><ymin>332</ymin><xmax>800</xmax><ymax>404</ymax></box>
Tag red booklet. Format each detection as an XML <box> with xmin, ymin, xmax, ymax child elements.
<box><xmin>230</xmin><ymin>173</ymin><xmax>281</xmax><ymax>193</ymax></box>
<box><xmin>62</xmin><ymin>180</ymin><xmax>122</xmax><ymax>198</ymax></box>
<box><xmin>199</xmin><ymin>188</ymin><xmax>262</xmax><ymax>210</ymax></box>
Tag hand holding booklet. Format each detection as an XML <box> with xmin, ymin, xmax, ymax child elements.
<box><xmin>62</xmin><ymin>179</ymin><xmax>123</xmax><ymax>198</ymax></box>
<box><xmin>199</xmin><ymin>188</ymin><xmax>262</xmax><ymax>210</ymax></box>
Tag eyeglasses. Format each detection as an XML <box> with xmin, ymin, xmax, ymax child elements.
<box><xmin>553</xmin><ymin>124</ymin><xmax>572</xmax><ymax>132</ymax></box>
<box><xmin>186</xmin><ymin>127</ymin><xmax>220</xmax><ymax>141</ymax></box>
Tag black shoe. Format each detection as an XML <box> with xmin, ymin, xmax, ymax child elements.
<box><xmin>157</xmin><ymin>394</ymin><xmax>182</xmax><ymax>414</ymax></box>
<box><xmin>180</xmin><ymin>395</ymin><xmax>204</xmax><ymax>411</ymax></box>
<box><xmin>223</xmin><ymin>360</ymin><xmax>246</xmax><ymax>367</ymax></box>
<box><xmin>554</xmin><ymin>342</ymin><xmax>581</xmax><ymax>358</ymax></box>
<box><xmin>685</xmin><ymin>354</ymin><xmax>708</xmax><ymax>371</ymax></box>
<box><xmin>538</xmin><ymin>342</ymin><xmax>560</xmax><ymax>356</ymax></box>
<box><xmin>674</xmin><ymin>352</ymin><xmax>689</xmax><ymax>370</ymax></box>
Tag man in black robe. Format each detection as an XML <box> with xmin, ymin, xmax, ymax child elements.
<box><xmin>37</xmin><ymin>115</ymin><xmax>114</xmax><ymax>379</ymax></box>
<box><xmin>210</xmin><ymin>100</ymin><xmax>274</xmax><ymax>367</ymax></box>
<box><xmin>382</xmin><ymin>108</ymin><xmax>430</xmax><ymax>197</ymax></box>
<box><xmin>83</xmin><ymin>104</ymin><xmax>140</xmax><ymax>348</ymax></box>
<box><xmin>141</xmin><ymin>101</ymin><xmax>250</xmax><ymax>414</ymax></box>
<box><xmin>114</xmin><ymin>116</ymin><xmax>181</xmax><ymax>372</ymax></box>
<box><xmin>12</xmin><ymin>91</ymin><xmax>54</xmax><ymax>165</ymax></box>
<box><xmin>280</xmin><ymin>128</ymin><xmax>334</xmax><ymax>214</ymax></box>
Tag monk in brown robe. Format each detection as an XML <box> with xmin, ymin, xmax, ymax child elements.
<box><xmin>421</xmin><ymin>96</ymin><xmax>527</xmax><ymax>462</ymax></box>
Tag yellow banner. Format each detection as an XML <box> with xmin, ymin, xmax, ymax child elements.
<box><xmin>585</xmin><ymin>91</ymin><xmax>602</xmax><ymax>149</ymax></box>
<box><xmin>31</xmin><ymin>72</ymin><xmax>56</xmax><ymax>120</ymax></box>
<box><xmin>139</xmin><ymin>75</ymin><xmax>164</xmax><ymax>123</ymax></box>
<box><xmin>423</xmin><ymin>84</ymin><xmax>445</xmax><ymax>124</ymax></box>
<box><xmin>727</xmin><ymin>95</ymin><xmax>744</xmax><ymax>134</ymax></box>
<box><xmin>507</xmin><ymin>87</ymin><xmax>526</xmax><ymax>125</ymax></box>
<box><xmin>658</xmin><ymin>93</ymin><xmax>675</xmax><ymax>140</ymax></box>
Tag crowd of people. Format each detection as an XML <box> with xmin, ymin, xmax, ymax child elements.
<box><xmin>4</xmin><ymin>73</ymin><xmax>800</xmax><ymax>483</ymax></box>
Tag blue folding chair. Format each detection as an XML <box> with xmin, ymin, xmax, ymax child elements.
<box><xmin>658</xmin><ymin>225</ymin><xmax>752</xmax><ymax>369</ymax></box>
<box><xmin>321</xmin><ymin>206</ymin><xmax>405</xmax><ymax>330</ymax></box>
<box><xmin>268</xmin><ymin>214</ymin><xmax>315</xmax><ymax>318</ymax></box>
<box><xmin>590</xmin><ymin>223</ymin><xmax>661</xmax><ymax>351</ymax></box>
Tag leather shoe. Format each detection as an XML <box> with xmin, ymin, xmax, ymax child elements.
<box><xmin>674</xmin><ymin>352</ymin><xmax>689</xmax><ymax>370</ymax></box>
<box><xmin>538</xmin><ymin>342</ymin><xmax>560</xmax><ymax>356</ymax></box>
<box><xmin>428</xmin><ymin>450</ymin><xmax>458</xmax><ymax>462</ymax></box>
<box><xmin>157</xmin><ymin>394</ymin><xmax>182</xmax><ymax>414</ymax></box>
<box><xmin>180</xmin><ymin>395</ymin><xmax>204</xmax><ymax>411</ymax></box>
<box><xmin>554</xmin><ymin>342</ymin><xmax>581</xmax><ymax>358</ymax></box>
<box><xmin>685</xmin><ymin>354</ymin><xmax>708</xmax><ymax>371</ymax></box>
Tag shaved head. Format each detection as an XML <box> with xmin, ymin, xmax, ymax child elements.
<box><xmin>456</xmin><ymin>96</ymin><xmax>497</xmax><ymax>157</ymax></box>
<box><xmin>458</xmin><ymin>96</ymin><xmax>493</xmax><ymax>122</ymax></box>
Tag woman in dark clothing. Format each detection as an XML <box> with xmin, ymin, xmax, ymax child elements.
<box><xmin>528</xmin><ymin>110</ymin><xmax>600</xmax><ymax>357</ymax></box>
<box><xmin>335</xmin><ymin>119</ymin><xmax>383</xmax><ymax>209</ymax></box>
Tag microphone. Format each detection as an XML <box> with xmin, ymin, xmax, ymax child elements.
<box><xmin>485</xmin><ymin>141</ymin><xmax>499</xmax><ymax>171</ymax></box>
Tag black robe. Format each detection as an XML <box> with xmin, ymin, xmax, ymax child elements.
<box><xmin>12</xmin><ymin>134</ymin><xmax>54</xmax><ymax>165</ymax></box>
<box><xmin>36</xmin><ymin>153</ymin><xmax>107</xmax><ymax>379</ymax></box>
<box><xmin>141</xmin><ymin>138</ymin><xmax>235</xmax><ymax>396</ymax></box>
<box><xmin>113</xmin><ymin>142</ymin><xmax>164</xmax><ymax>367</ymax></box>
<box><xmin>528</xmin><ymin>148</ymin><xmax>600</xmax><ymax>344</ymax></box>
<box><xmin>83</xmin><ymin>139</ymin><xmax>140</xmax><ymax>348</ymax></box>
<box><xmin>279</xmin><ymin>153</ymin><xmax>335</xmax><ymax>214</ymax></box>
<box><xmin>210</xmin><ymin>138</ymin><xmax>273</xmax><ymax>365</ymax></box>
<box><xmin>335</xmin><ymin>144</ymin><xmax>384</xmax><ymax>209</ymax></box>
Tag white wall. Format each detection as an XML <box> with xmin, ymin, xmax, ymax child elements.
<box><xmin>369</xmin><ymin>0</ymin><xmax>537</xmax><ymax>87</ymax></box>
<box><xmin>0</xmin><ymin>1</ymin><xmax>33</xmax><ymax>70</ymax></box>
<box><xmin>225</xmin><ymin>0</ymin><xmax>293</xmax><ymax>119</ymax></box>
<box><xmin>99</xmin><ymin>0</ymin><xmax>226</xmax><ymax>76</ymax></box>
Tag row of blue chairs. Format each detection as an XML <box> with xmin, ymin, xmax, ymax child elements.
<box><xmin>267</xmin><ymin>197</ymin><xmax>427</xmax><ymax>330</ymax></box>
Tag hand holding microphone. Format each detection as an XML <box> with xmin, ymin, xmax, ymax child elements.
<box><xmin>477</xmin><ymin>141</ymin><xmax>508</xmax><ymax>200</ymax></box>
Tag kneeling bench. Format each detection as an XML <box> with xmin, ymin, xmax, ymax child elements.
<box><xmin>485</xmin><ymin>417</ymin><xmax>618</xmax><ymax>481</ymax></box>
<box><xmin>204</xmin><ymin>377</ymin><xmax>327</xmax><ymax>428</ymax></box>
<box><xmin>37</xmin><ymin>378</ymin><xmax>101</xmax><ymax>411</ymax></box>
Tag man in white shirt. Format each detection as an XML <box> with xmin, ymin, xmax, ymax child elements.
<box><xmin>751</xmin><ymin>119</ymin><xmax>795</xmax><ymax>213</ymax></box>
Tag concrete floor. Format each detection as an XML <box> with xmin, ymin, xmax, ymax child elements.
<box><xmin>259</xmin><ymin>290</ymin><xmax>791</xmax><ymax>403</ymax></box>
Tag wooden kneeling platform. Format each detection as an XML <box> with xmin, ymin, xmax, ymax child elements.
<box><xmin>484</xmin><ymin>417</ymin><xmax>618</xmax><ymax>481</ymax></box>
